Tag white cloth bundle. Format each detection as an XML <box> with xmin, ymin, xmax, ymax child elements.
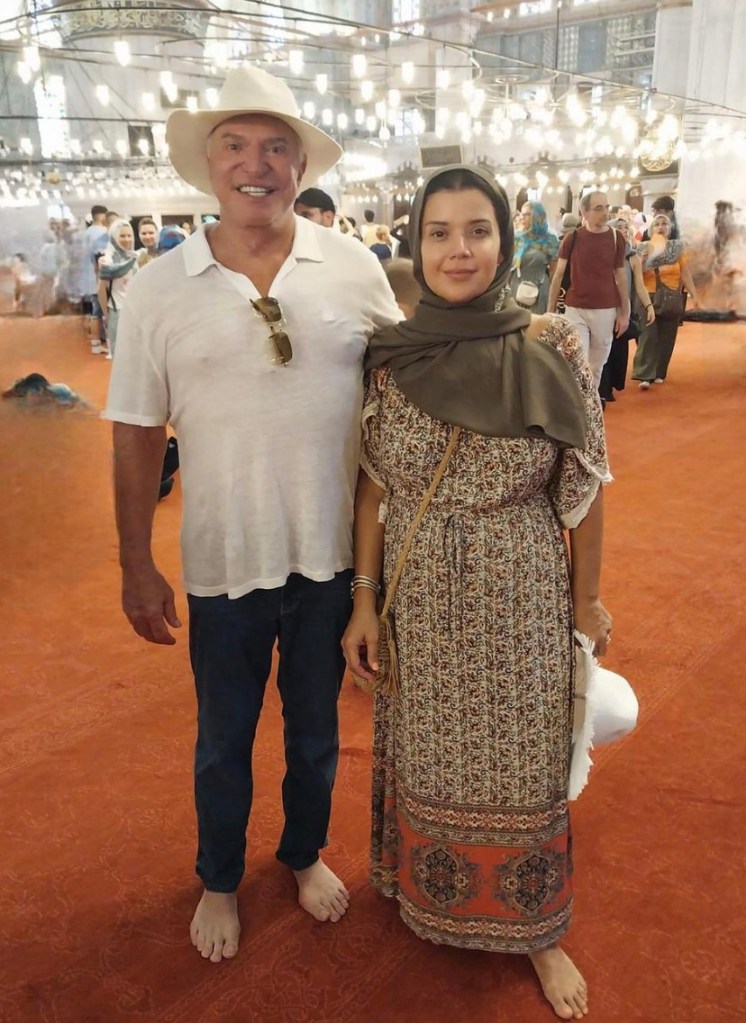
<box><xmin>569</xmin><ymin>631</ymin><xmax>639</xmax><ymax>800</ymax></box>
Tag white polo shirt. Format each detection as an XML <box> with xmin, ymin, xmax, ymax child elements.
<box><xmin>104</xmin><ymin>218</ymin><xmax>402</xmax><ymax>597</ymax></box>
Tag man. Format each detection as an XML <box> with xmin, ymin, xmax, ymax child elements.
<box><xmin>642</xmin><ymin>195</ymin><xmax>680</xmax><ymax>241</ymax></box>
<box><xmin>361</xmin><ymin>208</ymin><xmax>380</xmax><ymax>247</ymax></box>
<box><xmin>135</xmin><ymin>217</ymin><xmax>159</xmax><ymax>266</ymax></box>
<box><xmin>548</xmin><ymin>190</ymin><xmax>630</xmax><ymax>388</ymax></box>
<box><xmin>294</xmin><ymin>186</ymin><xmax>336</xmax><ymax>227</ymax></box>
<box><xmin>104</xmin><ymin>64</ymin><xmax>401</xmax><ymax>965</ymax></box>
<box><xmin>81</xmin><ymin>204</ymin><xmax>109</xmax><ymax>354</ymax></box>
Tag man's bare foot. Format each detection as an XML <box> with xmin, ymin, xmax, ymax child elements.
<box><xmin>529</xmin><ymin>946</ymin><xmax>588</xmax><ymax>1019</ymax></box>
<box><xmin>189</xmin><ymin>890</ymin><xmax>240</xmax><ymax>963</ymax></box>
<box><xmin>293</xmin><ymin>858</ymin><xmax>350</xmax><ymax>922</ymax></box>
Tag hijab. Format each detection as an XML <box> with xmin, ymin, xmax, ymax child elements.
<box><xmin>367</xmin><ymin>165</ymin><xmax>587</xmax><ymax>449</ymax></box>
<box><xmin>98</xmin><ymin>218</ymin><xmax>137</xmax><ymax>280</ymax></box>
<box><xmin>514</xmin><ymin>200</ymin><xmax>560</xmax><ymax>266</ymax></box>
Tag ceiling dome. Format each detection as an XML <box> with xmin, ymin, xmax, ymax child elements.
<box><xmin>53</xmin><ymin>0</ymin><xmax>214</xmax><ymax>43</ymax></box>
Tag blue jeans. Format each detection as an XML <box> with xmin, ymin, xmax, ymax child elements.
<box><xmin>187</xmin><ymin>569</ymin><xmax>352</xmax><ymax>892</ymax></box>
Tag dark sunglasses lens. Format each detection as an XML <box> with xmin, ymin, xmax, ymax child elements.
<box><xmin>253</xmin><ymin>297</ymin><xmax>282</xmax><ymax>323</ymax></box>
<box><xmin>273</xmin><ymin>331</ymin><xmax>292</xmax><ymax>364</ymax></box>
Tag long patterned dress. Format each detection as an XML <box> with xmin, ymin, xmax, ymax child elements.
<box><xmin>361</xmin><ymin>317</ymin><xmax>610</xmax><ymax>953</ymax></box>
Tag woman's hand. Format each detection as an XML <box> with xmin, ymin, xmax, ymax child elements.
<box><xmin>645</xmin><ymin>304</ymin><xmax>656</xmax><ymax>325</ymax></box>
<box><xmin>342</xmin><ymin>604</ymin><xmax>381</xmax><ymax>683</ymax></box>
<box><xmin>573</xmin><ymin>597</ymin><xmax>613</xmax><ymax>657</ymax></box>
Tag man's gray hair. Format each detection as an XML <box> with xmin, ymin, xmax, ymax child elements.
<box><xmin>580</xmin><ymin>190</ymin><xmax>606</xmax><ymax>213</ymax></box>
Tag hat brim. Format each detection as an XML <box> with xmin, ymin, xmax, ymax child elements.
<box><xmin>166</xmin><ymin>108</ymin><xmax>343</xmax><ymax>197</ymax></box>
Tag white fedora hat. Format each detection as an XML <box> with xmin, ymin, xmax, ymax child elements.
<box><xmin>166</xmin><ymin>65</ymin><xmax>343</xmax><ymax>197</ymax></box>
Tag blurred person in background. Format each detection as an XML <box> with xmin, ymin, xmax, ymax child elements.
<box><xmin>598</xmin><ymin>219</ymin><xmax>656</xmax><ymax>405</ymax></box>
<box><xmin>98</xmin><ymin>218</ymin><xmax>138</xmax><ymax>360</ymax></box>
<box><xmin>632</xmin><ymin>213</ymin><xmax>700</xmax><ymax>390</ymax></box>
<box><xmin>511</xmin><ymin>201</ymin><xmax>559</xmax><ymax>314</ymax></box>
<box><xmin>82</xmin><ymin>204</ymin><xmax>109</xmax><ymax>353</ymax></box>
<box><xmin>370</xmin><ymin>225</ymin><xmax>393</xmax><ymax>261</ymax></box>
<box><xmin>136</xmin><ymin>218</ymin><xmax>160</xmax><ymax>267</ymax></box>
<box><xmin>294</xmin><ymin>187</ymin><xmax>336</xmax><ymax>227</ymax></box>
<box><xmin>362</xmin><ymin>208</ymin><xmax>380</xmax><ymax>247</ymax></box>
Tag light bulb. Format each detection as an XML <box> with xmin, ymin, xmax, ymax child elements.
<box><xmin>436</xmin><ymin>68</ymin><xmax>450</xmax><ymax>89</ymax></box>
<box><xmin>315</xmin><ymin>74</ymin><xmax>328</xmax><ymax>95</ymax></box>
<box><xmin>17</xmin><ymin>61</ymin><xmax>32</xmax><ymax>84</ymax></box>
<box><xmin>360</xmin><ymin>80</ymin><xmax>374</xmax><ymax>102</ymax></box>
<box><xmin>141</xmin><ymin>92</ymin><xmax>155</xmax><ymax>111</ymax></box>
<box><xmin>352</xmin><ymin>54</ymin><xmax>366</xmax><ymax>78</ymax></box>
<box><xmin>401</xmin><ymin>62</ymin><xmax>414</xmax><ymax>84</ymax></box>
<box><xmin>303</xmin><ymin>100</ymin><xmax>316</xmax><ymax>120</ymax></box>
<box><xmin>96</xmin><ymin>84</ymin><xmax>110</xmax><ymax>106</ymax></box>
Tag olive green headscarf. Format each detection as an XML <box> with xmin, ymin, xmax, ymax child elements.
<box><xmin>367</xmin><ymin>164</ymin><xmax>587</xmax><ymax>449</ymax></box>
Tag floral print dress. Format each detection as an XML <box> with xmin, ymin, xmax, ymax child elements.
<box><xmin>361</xmin><ymin>316</ymin><xmax>610</xmax><ymax>953</ymax></box>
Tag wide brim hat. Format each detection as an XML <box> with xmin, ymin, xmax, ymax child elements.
<box><xmin>166</xmin><ymin>65</ymin><xmax>343</xmax><ymax>197</ymax></box>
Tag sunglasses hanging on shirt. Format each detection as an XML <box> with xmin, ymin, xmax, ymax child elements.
<box><xmin>250</xmin><ymin>297</ymin><xmax>293</xmax><ymax>367</ymax></box>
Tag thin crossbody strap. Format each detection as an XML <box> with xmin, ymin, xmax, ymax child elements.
<box><xmin>380</xmin><ymin>426</ymin><xmax>462</xmax><ymax>618</ymax></box>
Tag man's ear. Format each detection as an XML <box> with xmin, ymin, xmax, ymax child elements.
<box><xmin>296</xmin><ymin>154</ymin><xmax>308</xmax><ymax>186</ymax></box>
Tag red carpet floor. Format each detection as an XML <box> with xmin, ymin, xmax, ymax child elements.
<box><xmin>1</xmin><ymin>316</ymin><xmax>745</xmax><ymax>1023</ymax></box>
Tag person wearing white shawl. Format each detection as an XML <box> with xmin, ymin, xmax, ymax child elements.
<box><xmin>98</xmin><ymin>218</ymin><xmax>138</xmax><ymax>360</ymax></box>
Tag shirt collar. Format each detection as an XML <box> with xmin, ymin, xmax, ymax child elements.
<box><xmin>183</xmin><ymin>216</ymin><xmax>325</xmax><ymax>278</ymax></box>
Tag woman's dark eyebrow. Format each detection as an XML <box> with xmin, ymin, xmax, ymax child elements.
<box><xmin>423</xmin><ymin>218</ymin><xmax>492</xmax><ymax>227</ymax></box>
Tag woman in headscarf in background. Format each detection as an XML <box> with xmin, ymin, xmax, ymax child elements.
<box><xmin>98</xmin><ymin>218</ymin><xmax>138</xmax><ymax>360</ymax></box>
<box><xmin>343</xmin><ymin>165</ymin><xmax>612</xmax><ymax>1020</ymax></box>
<box><xmin>511</xmin><ymin>200</ymin><xmax>560</xmax><ymax>313</ymax></box>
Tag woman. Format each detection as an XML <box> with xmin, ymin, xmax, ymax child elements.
<box><xmin>598</xmin><ymin>219</ymin><xmax>656</xmax><ymax>404</ymax></box>
<box><xmin>511</xmin><ymin>201</ymin><xmax>559</xmax><ymax>313</ymax></box>
<box><xmin>370</xmin><ymin>224</ymin><xmax>393</xmax><ymax>261</ymax></box>
<box><xmin>97</xmin><ymin>218</ymin><xmax>138</xmax><ymax>360</ymax></box>
<box><xmin>342</xmin><ymin>166</ymin><xmax>612</xmax><ymax>1021</ymax></box>
<box><xmin>632</xmin><ymin>214</ymin><xmax>700</xmax><ymax>389</ymax></box>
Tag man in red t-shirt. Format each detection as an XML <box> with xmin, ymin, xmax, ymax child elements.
<box><xmin>548</xmin><ymin>190</ymin><xmax>630</xmax><ymax>388</ymax></box>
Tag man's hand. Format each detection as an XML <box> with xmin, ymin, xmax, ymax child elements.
<box><xmin>614</xmin><ymin>310</ymin><xmax>630</xmax><ymax>337</ymax></box>
<box><xmin>122</xmin><ymin>564</ymin><xmax>181</xmax><ymax>645</ymax></box>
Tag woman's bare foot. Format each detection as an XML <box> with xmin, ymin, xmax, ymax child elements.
<box><xmin>293</xmin><ymin>858</ymin><xmax>350</xmax><ymax>922</ymax></box>
<box><xmin>529</xmin><ymin>946</ymin><xmax>588</xmax><ymax>1019</ymax></box>
<box><xmin>189</xmin><ymin>890</ymin><xmax>240</xmax><ymax>963</ymax></box>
